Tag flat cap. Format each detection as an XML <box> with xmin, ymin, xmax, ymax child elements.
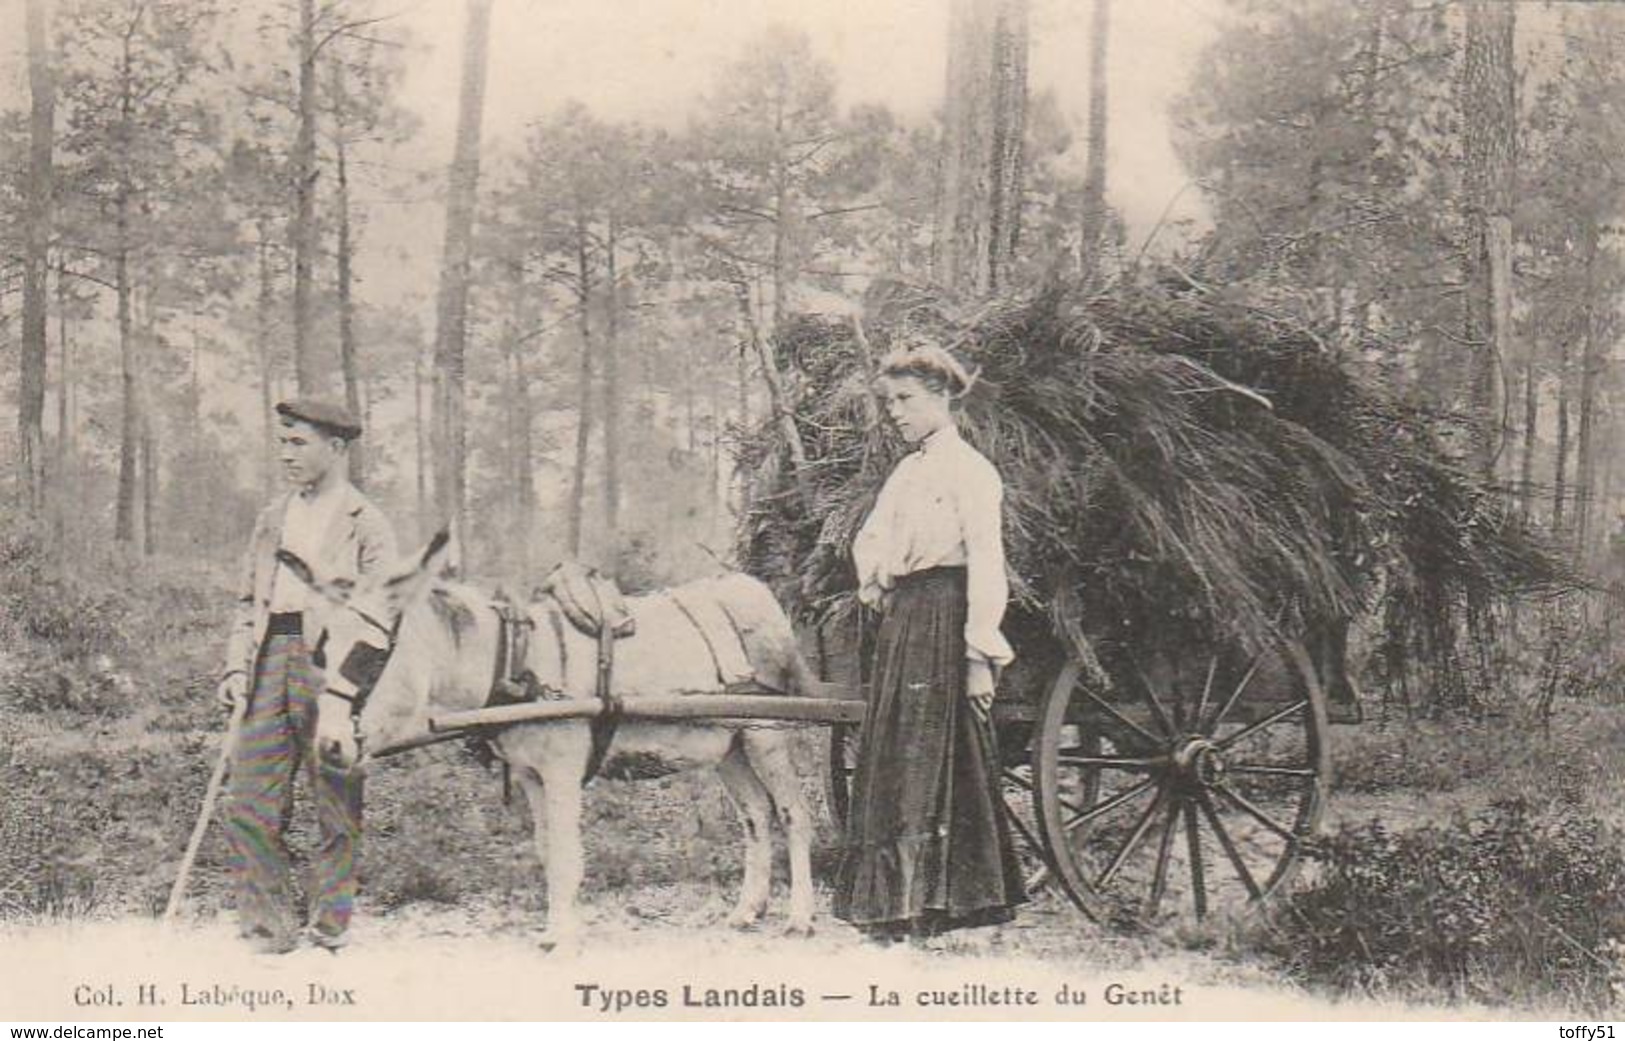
<box><xmin>275</xmin><ymin>398</ymin><xmax>363</xmax><ymax>440</ymax></box>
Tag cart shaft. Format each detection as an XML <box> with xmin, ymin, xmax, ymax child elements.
<box><xmin>428</xmin><ymin>693</ymin><xmax>870</xmax><ymax>733</ymax></box>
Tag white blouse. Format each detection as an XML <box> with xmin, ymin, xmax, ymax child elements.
<box><xmin>852</xmin><ymin>425</ymin><xmax>1015</xmax><ymax>666</ymax></box>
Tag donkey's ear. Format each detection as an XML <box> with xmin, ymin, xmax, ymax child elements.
<box><xmin>422</xmin><ymin>527</ymin><xmax>452</xmax><ymax>569</ymax></box>
<box><xmin>381</xmin><ymin>528</ymin><xmax>451</xmax><ymax>598</ymax></box>
<box><xmin>423</xmin><ymin>523</ymin><xmax>461</xmax><ymax>580</ymax></box>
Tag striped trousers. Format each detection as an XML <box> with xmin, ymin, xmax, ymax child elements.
<box><xmin>220</xmin><ymin>632</ymin><xmax>363</xmax><ymax>944</ymax></box>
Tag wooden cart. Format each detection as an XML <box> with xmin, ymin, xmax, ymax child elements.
<box><xmin>427</xmin><ymin>622</ymin><xmax>1340</xmax><ymax>928</ymax></box>
<box><xmin>827</xmin><ymin>629</ymin><xmax>1336</xmax><ymax>926</ymax></box>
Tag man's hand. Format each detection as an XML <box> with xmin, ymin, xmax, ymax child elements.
<box><xmin>217</xmin><ymin>670</ymin><xmax>248</xmax><ymax>710</ymax></box>
<box><xmin>966</xmin><ymin>659</ymin><xmax>996</xmax><ymax>722</ymax></box>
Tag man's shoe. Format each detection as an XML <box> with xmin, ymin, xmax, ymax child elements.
<box><xmin>308</xmin><ymin>928</ymin><xmax>350</xmax><ymax>953</ymax></box>
<box><xmin>244</xmin><ymin>929</ymin><xmax>298</xmax><ymax>955</ymax></box>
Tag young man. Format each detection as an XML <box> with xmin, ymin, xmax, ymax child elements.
<box><xmin>216</xmin><ymin>399</ymin><xmax>396</xmax><ymax>954</ymax></box>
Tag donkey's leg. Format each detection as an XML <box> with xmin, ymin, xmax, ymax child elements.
<box><xmin>741</xmin><ymin>729</ymin><xmax>815</xmax><ymax>936</ymax></box>
<box><xmin>506</xmin><ymin>725</ymin><xmax>592</xmax><ymax>952</ymax></box>
<box><xmin>715</xmin><ymin>738</ymin><xmax>775</xmax><ymax>930</ymax></box>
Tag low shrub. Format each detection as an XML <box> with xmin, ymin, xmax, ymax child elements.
<box><xmin>0</xmin><ymin>512</ymin><xmax>229</xmax><ymax>720</ymax></box>
<box><xmin>1261</xmin><ymin>799</ymin><xmax>1625</xmax><ymax>1010</ymax></box>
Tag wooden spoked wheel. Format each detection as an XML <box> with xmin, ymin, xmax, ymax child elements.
<box><xmin>1033</xmin><ymin>641</ymin><xmax>1330</xmax><ymax>926</ymax></box>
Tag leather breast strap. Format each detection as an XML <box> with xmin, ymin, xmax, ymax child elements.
<box><xmin>473</xmin><ymin>596</ymin><xmax>538</xmax><ymax>804</ymax></box>
<box><xmin>581</xmin><ymin>580</ymin><xmax>622</xmax><ymax>786</ymax></box>
<box><xmin>485</xmin><ymin>596</ymin><xmax>542</xmax><ymax>709</ymax></box>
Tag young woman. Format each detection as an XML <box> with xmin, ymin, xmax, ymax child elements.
<box><xmin>832</xmin><ymin>342</ymin><xmax>1026</xmax><ymax>940</ymax></box>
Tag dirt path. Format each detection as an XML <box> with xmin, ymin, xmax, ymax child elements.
<box><xmin>6</xmin><ymin>708</ymin><xmax>1605</xmax><ymax>1022</ymax></box>
<box><xmin>0</xmin><ymin>896</ymin><xmax>1512</xmax><ymax>1022</ymax></box>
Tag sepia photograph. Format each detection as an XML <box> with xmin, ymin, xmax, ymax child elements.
<box><xmin>0</xmin><ymin>0</ymin><xmax>1622</xmax><ymax>1024</ymax></box>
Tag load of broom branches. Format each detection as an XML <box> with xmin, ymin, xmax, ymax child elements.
<box><xmin>737</xmin><ymin>274</ymin><xmax>1574</xmax><ymax>694</ymax></box>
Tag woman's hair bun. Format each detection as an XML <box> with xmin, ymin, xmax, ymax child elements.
<box><xmin>877</xmin><ymin>336</ymin><xmax>973</xmax><ymax>397</ymax></box>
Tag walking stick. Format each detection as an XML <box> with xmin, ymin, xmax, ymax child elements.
<box><xmin>163</xmin><ymin>697</ymin><xmax>247</xmax><ymax>924</ymax></box>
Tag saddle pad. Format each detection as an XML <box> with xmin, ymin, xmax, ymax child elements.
<box><xmin>666</xmin><ymin>584</ymin><xmax>756</xmax><ymax>687</ymax></box>
<box><xmin>540</xmin><ymin>562</ymin><xmax>636</xmax><ymax>640</ymax></box>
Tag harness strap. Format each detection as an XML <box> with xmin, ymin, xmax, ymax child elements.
<box><xmin>483</xmin><ymin>597</ymin><xmax>539</xmax><ymax>709</ymax></box>
<box><xmin>711</xmin><ymin>596</ymin><xmax>752</xmax><ymax>674</ymax></box>
<box><xmin>545</xmin><ymin>602</ymin><xmax>569</xmax><ymax>681</ymax></box>
<box><xmin>665</xmin><ymin>588</ymin><xmax>728</xmax><ymax>687</ymax></box>
<box><xmin>475</xmin><ymin>598</ymin><xmax>542</xmax><ymax>802</ymax></box>
<box><xmin>473</xmin><ymin>586</ymin><xmax>622</xmax><ymax>789</ymax></box>
<box><xmin>581</xmin><ymin>578</ymin><xmax>621</xmax><ymax>786</ymax></box>
<box><xmin>489</xmin><ymin>601</ymin><xmax>510</xmax><ymax>700</ymax></box>
<box><xmin>323</xmin><ymin>688</ymin><xmax>362</xmax><ymax>715</ymax></box>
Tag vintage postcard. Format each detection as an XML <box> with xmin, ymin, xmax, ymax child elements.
<box><xmin>1</xmin><ymin>0</ymin><xmax>1621</xmax><ymax>1024</ymax></box>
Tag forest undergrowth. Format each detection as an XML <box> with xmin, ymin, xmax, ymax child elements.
<box><xmin>5</xmin><ymin>512</ymin><xmax>1625</xmax><ymax>1013</ymax></box>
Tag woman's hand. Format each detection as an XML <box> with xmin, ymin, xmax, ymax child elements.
<box><xmin>966</xmin><ymin>658</ymin><xmax>995</xmax><ymax>722</ymax></box>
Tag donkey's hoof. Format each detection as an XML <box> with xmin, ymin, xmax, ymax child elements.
<box><xmin>536</xmin><ymin>931</ymin><xmax>582</xmax><ymax>956</ymax></box>
<box><xmin>724</xmin><ymin>910</ymin><xmax>763</xmax><ymax>931</ymax></box>
<box><xmin>782</xmin><ymin>919</ymin><xmax>815</xmax><ymax>939</ymax></box>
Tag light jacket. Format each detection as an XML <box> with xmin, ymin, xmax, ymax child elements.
<box><xmin>221</xmin><ymin>481</ymin><xmax>397</xmax><ymax>680</ymax></box>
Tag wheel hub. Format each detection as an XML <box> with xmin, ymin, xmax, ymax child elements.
<box><xmin>1172</xmin><ymin>737</ymin><xmax>1225</xmax><ymax>788</ymax></box>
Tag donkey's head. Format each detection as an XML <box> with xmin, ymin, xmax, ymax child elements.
<box><xmin>280</xmin><ymin>528</ymin><xmax>455</xmax><ymax>768</ymax></box>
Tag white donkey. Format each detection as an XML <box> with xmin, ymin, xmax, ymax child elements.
<box><xmin>288</xmin><ymin>531</ymin><xmax>820</xmax><ymax>951</ymax></box>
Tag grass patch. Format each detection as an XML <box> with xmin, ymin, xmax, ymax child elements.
<box><xmin>1331</xmin><ymin>704</ymin><xmax>1625</xmax><ymax>809</ymax></box>
<box><xmin>1259</xmin><ymin>799</ymin><xmax>1625</xmax><ymax>1011</ymax></box>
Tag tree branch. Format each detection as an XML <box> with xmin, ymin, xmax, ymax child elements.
<box><xmin>311</xmin><ymin>12</ymin><xmax>401</xmax><ymax>64</ymax></box>
<box><xmin>807</xmin><ymin>202</ymin><xmax>884</xmax><ymax>220</ymax></box>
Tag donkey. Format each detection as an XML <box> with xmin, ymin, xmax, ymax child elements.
<box><xmin>289</xmin><ymin>531</ymin><xmax>820</xmax><ymax>951</ymax></box>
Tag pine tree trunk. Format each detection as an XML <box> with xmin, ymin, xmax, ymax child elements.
<box><xmin>935</xmin><ymin>0</ymin><xmax>1029</xmax><ymax>296</ymax></box>
<box><xmin>53</xmin><ymin>259</ymin><xmax>72</xmax><ymax>540</ymax></box>
<box><xmin>603</xmin><ymin>215</ymin><xmax>621</xmax><ymax>536</ymax></box>
<box><xmin>332</xmin><ymin>58</ymin><xmax>365</xmax><ymax>487</ymax></box>
<box><xmin>513</xmin><ymin>341</ymin><xmax>535</xmax><ymax>578</ymax></box>
<box><xmin>733</xmin><ymin>318</ymin><xmax>751</xmax><ymax>521</ymax></box>
<box><xmin>431</xmin><ymin>0</ymin><xmax>493</xmax><ymax>540</ymax></box>
<box><xmin>136</xmin><ymin>286</ymin><xmax>158</xmax><ymax>556</ymax></box>
<box><xmin>985</xmin><ymin>0</ymin><xmax>1027</xmax><ymax>291</ymax></box>
<box><xmin>140</xmin><ymin>414</ymin><xmax>158</xmax><ymax>556</ymax></box>
<box><xmin>1078</xmin><ymin>0</ymin><xmax>1109</xmax><ymax>280</ymax></box>
<box><xmin>1575</xmin><ymin>228</ymin><xmax>1603</xmax><ymax>552</ymax></box>
<box><xmin>113</xmin><ymin>30</ymin><xmax>138</xmax><ymax>546</ymax></box>
<box><xmin>114</xmin><ymin>240</ymin><xmax>137</xmax><ymax>544</ymax></box>
<box><xmin>708</xmin><ymin>365</ymin><xmax>723</xmax><ymax>522</ymax></box>
<box><xmin>291</xmin><ymin>0</ymin><xmax>320</xmax><ymax>395</ymax></box>
<box><xmin>771</xmin><ymin>147</ymin><xmax>790</xmax><ymax>332</ymax></box>
<box><xmin>20</xmin><ymin>0</ymin><xmax>54</xmax><ymax>514</ymax></box>
<box><xmin>500</xmin><ymin>283</ymin><xmax>535</xmax><ymax>577</ymax></box>
<box><xmin>1460</xmin><ymin>0</ymin><xmax>1516</xmax><ymax>478</ymax></box>
<box><xmin>1596</xmin><ymin>426</ymin><xmax>1619</xmax><ymax>564</ymax></box>
<box><xmin>1520</xmin><ymin>346</ymin><xmax>1538</xmax><ymax>522</ymax></box>
<box><xmin>1352</xmin><ymin>0</ymin><xmax>1388</xmax><ymax>341</ymax></box>
<box><xmin>567</xmin><ymin>215</ymin><xmax>596</xmax><ymax>559</ymax></box>
<box><xmin>257</xmin><ymin>221</ymin><xmax>276</xmax><ymax>493</ymax></box>
<box><xmin>1554</xmin><ymin>335</ymin><xmax>1572</xmax><ymax>533</ymax></box>
<box><xmin>683</xmin><ymin>355</ymin><xmax>697</xmax><ymax>454</ymax></box>
<box><xmin>414</xmin><ymin>345</ymin><xmax>428</xmax><ymax>535</ymax></box>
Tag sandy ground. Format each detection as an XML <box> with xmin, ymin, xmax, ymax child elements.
<box><xmin>0</xmin><ymin>895</ymin><xmax>1523</xmax><ymax>1023</ymax></box>
<box><xmin>5</xmin><ymin>708</ymin><xmax>1609</xmax><ymax>1023</ymax></box>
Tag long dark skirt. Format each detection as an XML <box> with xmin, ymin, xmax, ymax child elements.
<box><xmin>832</xmin><ymin>566</ymin><xmax>1026</xmax><ymax>935</ymax></box>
